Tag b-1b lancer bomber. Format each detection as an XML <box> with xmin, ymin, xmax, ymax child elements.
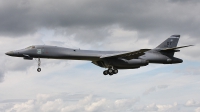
<box><xmin>6</xmin><ymin>35</ymin><xmax>193</xmax><ymax>76</ymax></box>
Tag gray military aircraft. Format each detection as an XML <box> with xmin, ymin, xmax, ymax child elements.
<box><xmin>6</xmin><ymin>35</ymin><xmax>193</xmax><ymax>75</ymax></box>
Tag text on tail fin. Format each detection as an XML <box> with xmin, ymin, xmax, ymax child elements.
<box><xmin>156</xmin><ymin>35</ymin><xmax>180</xmax><ymax>49</ymax></box>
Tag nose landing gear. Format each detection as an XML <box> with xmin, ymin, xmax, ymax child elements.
<box><xmin>103</xmin><ymin>68</ymin><xmax>118</xmax><ymax>76</ymax></box>
<box><xmin>37</xmin><ymin>58</ymin><xmax>41</xmax><ymax>72</ymax></box>
<box><xmin>37</xmin><ymin>68</ymin><xmax>41</xmax><ymax>72</ymax></box>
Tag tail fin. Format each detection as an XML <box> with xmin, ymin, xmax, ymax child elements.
<box><xmin>156</xmin><ymin>35</ymin><xmax>180</xmax><ymax>49</ymax></box>
<box><xmin>155</xmin><ymin>35</ymin><xmax>180</xmax><ymax>57</ymax></box>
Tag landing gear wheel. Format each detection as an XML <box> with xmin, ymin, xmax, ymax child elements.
<box><xmin>36</xmin><ymin>58</ymin><xmax>42</xmax><ymax>72</ymax></box>
<box><xmin>103</xmin><ymin>70</ymin><xmax>108</xmax><ymax>75</ymax></box>
<box><xmin>108</xmin><ymin>69</ymin><xmax>113</xmax><ymax>74</ymax></box>
<box><xmin>37</xmin><ymin>68</ymin><xmax>41</xmax><ymax>72</ymax></box>
<box><xmin>103</xmin><ymin>67</ymin><xmax>118</xmax><ymax>76</ymax></box>
<box><xmin>113</xmin><ymin>69</ymin><xmax>118</xmax><ymax>74</ymax></box>
<box><xmin>109</xmin><ymin>72</ymin><xmax>113</xmax><ymax>76</ymax></box>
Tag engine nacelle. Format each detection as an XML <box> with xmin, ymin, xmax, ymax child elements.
<box><xmin>163</xmin><ymin>57</ymin><xmax>183</xmax><ymax>64</ymax></box>
<box><xmin>126</xmin><ymin>59</ymin><xmax>149</xmax><ymax>66</ymax></box>
<box><xmin>92</xmin><ymin>59</ymin><xmax>148</xmax><ymax>69</ymax></box>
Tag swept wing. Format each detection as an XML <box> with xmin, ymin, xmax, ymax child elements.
<box><xmin>100</xmin><ymin>49</ymin><xmax>150</xmax><ymax>60</ymax></box>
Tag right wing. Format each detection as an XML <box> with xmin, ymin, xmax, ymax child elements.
<box><xmin>100</xmin><ymin>49</ymin><xmax>150</xmax><ymax>60</ymax></box>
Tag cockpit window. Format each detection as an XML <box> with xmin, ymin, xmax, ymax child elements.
<box><xmin>26</xmin><ymin>46</ymin><xmax>35</xmax><ymax>49</ymax></box>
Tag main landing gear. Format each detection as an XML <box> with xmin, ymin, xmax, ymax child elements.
<box><xmin>37</xmin><ymin>58</ymin><xmax>41</xmax><ymax>72</ymax></box>
<box><xmin>103</xmin><ymin>68</ymin><xmax>118</xmax><ymax>76</ymax></box>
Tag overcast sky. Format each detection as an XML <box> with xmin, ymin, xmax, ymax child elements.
<box><xmin>0</xmin><ymin>0</ymin><xmax>200</xmax><ymax>112</ymax></box>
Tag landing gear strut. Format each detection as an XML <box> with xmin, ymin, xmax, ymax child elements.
<box><xmin>103</xmin><ymin>68</ymin><xmax>118</xmax><ymax>76</ymax></box>
<box><xmin>37</xmin><ymin>58</ymin><xmax>41</xmax><ymax>72</ymax></box>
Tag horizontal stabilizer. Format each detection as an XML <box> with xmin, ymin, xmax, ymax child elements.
<box><xmin>100</xmin><ymin>49</ymin><xmax>150</xmax><ymax>60</ymax></box>
<box><xmin>160</xmin><ymin>45</ymin><xmax>194</xmax><ymax>51</ymax></box>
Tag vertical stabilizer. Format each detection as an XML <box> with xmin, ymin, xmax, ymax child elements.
<box><xmin>156</xmin><ymin>35</ymin><xmax>180</xmax><ymax>49</ymax></box>
<box><xmin>155</xmin><ymin>35</ymin><xmax>180</xmax><ymax>57</ymax></box>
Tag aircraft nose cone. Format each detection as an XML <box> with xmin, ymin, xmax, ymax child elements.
<box><xmin>5</xmin><ymin>51</ymin><xmax>14</xmax><ymax>56</ymax></box>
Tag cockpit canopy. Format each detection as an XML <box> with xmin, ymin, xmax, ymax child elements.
<box><xmin>25</xmin><ymin>46</ymin><xmax>35</xmax><ymax>49</ymax></box>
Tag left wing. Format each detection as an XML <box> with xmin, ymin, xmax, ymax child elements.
<box><xmin>100</xmin><ymin>49</ymin><xmax>150</xmax><ymax>60</ymax></box>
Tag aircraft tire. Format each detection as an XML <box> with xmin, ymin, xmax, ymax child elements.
<box><xmin>108</xmin><ymin>68</ymin><xmax>114</xmax><ymax>76</ymax></box>
<box><xmin>113</xmin><ymin>69</ymin><xmax>118</xmax><ymax>74</ymax></box>
<box><xmin>37</xmin><ymin>68</ymin><xmax>41</xmax><ymax>72</ymax></box>
<box><xmin>103</xmin><ymin>70</ymin><xmax>108</xmax><ymax>75</ymax></box>
<box><xmin>108</xmin><ymin>69</ymin><xmax>113</xmax><ymax>73</ymax></box>
<box><xmin>109</xmin><ymin>72</ymin><xmax>113</xmax><ymax>76</ymax></box>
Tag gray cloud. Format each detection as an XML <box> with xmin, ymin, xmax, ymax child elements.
<box><xmin>4</xmin><ymin>94</ymin><xmax>140</xmax><ymax>112</ymax></box>
<box><xmin>0</xmin><ymin>70</ymin><xmax>4</xmax><ymax>83</ymax></box>
<box><xmin>174</xmin><ymin>67</ymin><xmax>200</xmax><ymax>75</ymax></box>
<box><xmin>196</xmin><ymin>107</ymin><xmax>200</xmax><ymax>112</ymax></box>
<box><xmin>185</xmin><ymin>99</ymin><xmax>200</xmax><ymax>107</ymax></box>
<box><xmin>157</xmin><ymin>85</ymin><xmax>169</xmax><ymax>89</ymax></box>
<box><xmin>0</xmin><ymin>59</ymin><xmax>6</xmax><ymax>83</ymax></box>
<box><xmin>143</xmin><ymin>85</ymin><xmax>169</xmax><ymax>95</ymax></box>
<box><xmin>134</xmin><ymin>102</ymin><xmax>180</xmax><ymax>112</ymax></box>
<box><xmin>1</xmin><ymin>0</ymin><xmax>200</xmax><ymax>41</ymax></box>
<box><xmin>143</xmin><ymin>87</ymin><xmax>156</xmax><ymax>95</ymax></box>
